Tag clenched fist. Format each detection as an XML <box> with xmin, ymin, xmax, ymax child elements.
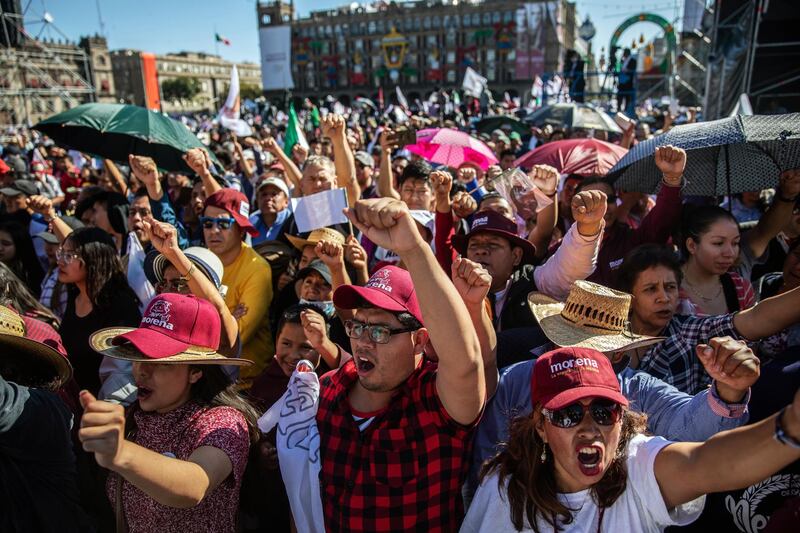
<box><xmin>571</xmin><ymin>190</ymin><xmax>608</xmax><ymax>237</ymax></box>
<box><xmin>183</xmin><ymin>148</ymin><xmax>213</xmax><ymax>177</ymax></box>
<box><xmin>528</xmin><ymin>164</ymin><xmax>559</xmax><ymax>197</ymax></box>
<box><xmin>654</xmin><ymin>145</ymin><xmax>686</xmax><ymax>185</ymax></box>
<box><xmin>451</xmin><ymin>257</ymin><xmax>492</xmax><ymax>308</ymax></box>
<box><xmin>343</xmin><ymin>198</ymin><xmax>423</xmax><ymax>255</ymax></box>
<box><xmin>696</xmin><ymin>337</ymin><xmax>760</xmax><ymax>402</ymax></box>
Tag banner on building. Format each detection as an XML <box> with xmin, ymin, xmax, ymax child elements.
<box><xmin>140</xmin><ymin>52</ymin><xmax>160</xmax><ymax>111</ymax></box>
<box><xmin>259</xmin><ymin>25</ymin><xmax>294</xmax><ymax>91</ymax></box>
<box><xmin>514</xmin><ymin>2</ymin><xmax>560</xmax><ymax>80</ymax></box>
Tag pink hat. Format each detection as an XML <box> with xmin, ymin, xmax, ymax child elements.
<box><xmin>531</xmin><ymin>347</ymin><xmax>628</xmax><ymax>410</ymax></box>
<box><xmin>89</xmin><ymin>294</ymin><xmax>250</xmax><ymax>366</ymax></box>
<box><xmin>333</xmin><ymin>265</ymin><xmax>423</xmax><ymax>325</ymax></box>
<box><xmin>204</xmin><ymin>188</ymin><xmax>259</xmax><ymax>237</ymax></box>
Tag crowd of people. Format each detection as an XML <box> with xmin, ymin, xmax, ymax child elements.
<box><xmin>1</xmin><ymin>96</ymin><xmax>799</xmax><ymax>533</ymax></box>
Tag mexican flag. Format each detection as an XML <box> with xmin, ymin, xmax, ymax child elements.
<box><xmin>284</xmin><ymin>103</ymin><xmax>309</xmax><ymax>156</ymax></box>
<box><xmin>215</xmin><ymin>33</ymin><xmax>231</xmax><ymax>46</ymax></box>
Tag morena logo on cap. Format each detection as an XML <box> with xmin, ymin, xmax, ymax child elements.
<box><xmin>366</xmin><ymin>268</ymin><xmax>393</xmax><ymax>293</ymax></box>
<box><xmin>472</xmin><ymin>216</ymin><xmax>488</xmax><ymax>229</ymax></box>
<box><xmin>549</xmin><ymin>356</ymin><xmax>599</xmax><ymax>375</ymax></box>
<box><xmin>141</xmin><ymin>300</ymin><xmax>175</xmax><ymax>331</ymax></box>
<box><xmin>239</xmin><ymin>201</ymin><xmax>250</xmax><ymax>218</ymax></box>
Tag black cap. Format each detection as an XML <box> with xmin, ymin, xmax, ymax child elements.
<box><xmin>0</xmin><ymin>179</ymin><xmax>39</xmax><ymax>197</ymax></box>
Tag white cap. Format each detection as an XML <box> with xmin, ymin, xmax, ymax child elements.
<box><xmin>257</xmin><ymin>177</ymin><xmax>290</xmax><ymax>198</ymax></box>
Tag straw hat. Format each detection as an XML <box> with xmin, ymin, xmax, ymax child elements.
<box><xmin>286</xmin><ymin>227</ymin><xmax>346</xmax><ymax>251</ymax></box>
<box><xmin>528</xmin><ymin>280</ymin><xmax>664</xmax><ymax>352</ymax></box>
<box><xmin>0</xmin><ymin>305</ymin><xmax>72</xmax><ymax>389</ymax></box>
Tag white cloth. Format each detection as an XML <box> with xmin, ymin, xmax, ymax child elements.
<box><xmin>461</xmin><ymin>434</ymin><xmax>705</xmax><ymax>533</ymax></box>
<box><xmin>258</xmin><ymin>364</ymin><xmax>324</xmax><ymax>533</ymax></box>
<box><xmin>125</xmin><ymin>232</ymin><xmax>155</xmax><ymax>312</ymax></box>
<box><xmin>533</xmin><ymin>222</ymin><xmax>602</xmax><ymax>302</ymax></box>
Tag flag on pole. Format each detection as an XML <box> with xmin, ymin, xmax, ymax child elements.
<box><xmin>395</xmin><ymin>86</ymin><xmax>409</xmax><ymax>110</ymax></box>
<box><xmin>284</xmin><ymin>103</ymin><xmax>309</xmax><ymax>156</ymax></box>
<box><xmin>290</xmin><ymin>188</ymin><xmax>349</xmax><ymax>233</ymax></box>
<box><xmin>310</xmin><ymin>105</ymin><xmax>321</xmax><ymax>128</ymax></box>
<box><xmin>215</xmin><ymin>33</ymin><xmax>231</xmax><ymax>46</ymax></box>
<box><xmin>378</xmin><ymin>87</ymin><xmax>385</xmax><ymax>110</ymax></box>
<box><xmin>462</xmin><ymin>67</ymin><xmax>488</xmax><ymax>98</ymax></box>
<box><xmin>217</xmin><ymin>66</ymin><xmax>253</xmax><ymax>137</ymax></box>
<box><xmin>531</xmin><ymin>76</ymin><xmax>544</xmax><ymax>108</ymax></box>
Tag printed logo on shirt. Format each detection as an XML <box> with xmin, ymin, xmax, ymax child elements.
<box><xmin>142</xmin><ymin>300</ymin><xmax>174</xmax><ymax>330</ymax></box>
<box><xmin>549</xmin><ymin>357</ymin><xmax>599</xmax><ymax>376</ymax></box>
<box><xmin>725</xmin><ymin>473</ymin><xmax>800</xmax><ymax>532</ymax></box>
<box><xmin>366</xmin><ymin>268</ymin><xmax>393</xmax><ymax>293</ymax></box>
<box><xmin>239</xmin><ymin>201</ymin><xmax>250</xmax><ymax>218</ymax></box>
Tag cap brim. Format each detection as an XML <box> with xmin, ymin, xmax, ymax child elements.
<box><xmin>297</xmin><ymin>265</ymin><xmax>333</xmax><ymax>285</ymax></box>
<box><xmin>0</xmin><ymin>334</ymin><xmax>72</xmax><ymax>389</ymax></box>
<box><xmin>453</xmin><ymin>229</ymin><xmax>536</xmax><ymax>264</ymax></box>
<box><xmin>334</xmin><ymin>285</ymin><xmax>408</xmax><ymax>315</ymax></box>
<box><xmin>528</xmin><ymin>292</ymin><xmax>664</xmax><ymax>353</ymax></box>
<box><xmin>89</xmin><ymin>328</ymin><xmax>252</xmax><ymax>366</ymax></box>
<box><xmin>0</xmin><ymin>188</ymin><xmax>21</xmax><ymax>196</ymax></box>
<box><xmin>35</xmin><ymin>231</ymin><xmax>59</xmax><ymax>244</ymax></box>
<box><xmin>542</xmin><ymin>385</ymin><xmax>629</xmax><ymax>411</ymax></box>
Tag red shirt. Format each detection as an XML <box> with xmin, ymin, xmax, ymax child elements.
<box><xmin>317</xmin><ymin>358</ymin><xmax>477</xmax><ymax>532</ymax></box>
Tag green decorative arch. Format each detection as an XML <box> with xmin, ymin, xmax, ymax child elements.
<box><xmin>610</xmin><ymin>13</ymin><xmax>676</xmax><ymax>73</ymax></box>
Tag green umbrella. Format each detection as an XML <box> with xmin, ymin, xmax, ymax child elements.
<box><xmin>475</xmin><ymin>115</ymin><xmax>529</xmax><ymax>137</ymax></box>
<box><xmin>33</xmin><ymin>103</ymin><xmax>219</xmax><ymax>173</ymax></box>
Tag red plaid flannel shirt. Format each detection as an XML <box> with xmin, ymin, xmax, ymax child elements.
<box><xmin>316</xmin><ymin>357</ymin><xmax>478</xmax><ymax>532</ymax></box>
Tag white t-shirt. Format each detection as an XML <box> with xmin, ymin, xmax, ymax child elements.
<box><xmin>461</xmin><ymin>434</ymin><xmax>705</xmax><ymax>533</ymax></box>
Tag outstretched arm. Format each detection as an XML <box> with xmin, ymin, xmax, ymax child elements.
<box><xmin>183</xmin><ymin>148</ymin><xmax>221</xmax><ymax>196</ymax></box>
<box><xmin>654</xmin><ymin>387</ymin><xmax>800</xmax><ymax>509</ymax></box>
<box><xmin>262</xmin><ymin>137</ymin><xmax>302</xmax><ymax>192</ymax></box>
<box><xmin>377</xmin><ymin>129</ymin><xmax>401</xmax><ymax>200</ymax></box>
<box><xmin>743</xmin><ymin>169</ymin><xmax>800</xmax><ymax>259</ymax></box>
<box><xmin>321</xmin><ymin>114</ymin><xmax>360</xmax><ymax>205</ymax></box>
<box><xmin>526</xmin><ymin>165</ymin><xmax>559</xmax><ymax>259</ymax></box>
<box><xmin>733</xmin><ymin>284</ymin><xmax>800</xmax><ymax>340</ymax></box>
<box><xmin>345</xmin><ymin>198</ymin><xmax>484</xmax><ymax>425</ymax></box>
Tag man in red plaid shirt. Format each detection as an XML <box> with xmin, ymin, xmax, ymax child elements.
<box><xmin>315</xmin><ymin>198</ymin><xmax>486</xmax><ymax>532</ymax></box>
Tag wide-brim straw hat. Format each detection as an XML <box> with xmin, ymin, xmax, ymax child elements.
<box><xmin>0</xmin><ymin>305</ymin><xmax>72</xmax><ymax>389</ymax></box>
<box><xmin>286</xmin><ymin>227</ymin><xmax>346</xmax><ymax>251</ymax></box>
<box><xmin>528</xmin><ymin>280</ymin><xmax>664</xmax><ymax>353</ymax></box>
<box><xmin>89</xmin><ymin>327</ymin><xmax>252</xmax><ymax>366</ymax></box>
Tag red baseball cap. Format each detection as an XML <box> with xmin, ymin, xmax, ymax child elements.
<box><xmin>333</xmin><ymin>265</ymin><xmax>424</xmax><ymax>325</ymax></box>
<box><xmin>451</xmin><ymin>210</ymin><xmax>536</xmax><ymax>264</ymax></box>
<box><xmin>531</xmin><ymin>347</ymin><xmax>628</xmax><ymax>410</ymax></box>
<box><xmin>204</xmin><ymin>188</ymin><xmax>259</xmax><ymax>237</ymax></box>
<box><xmin>114</xmin><ymin>294</ymin><xmax>221</xmax><ymax>359</ymax></box>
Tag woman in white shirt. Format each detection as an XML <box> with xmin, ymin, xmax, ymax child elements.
<box><xmin>463</xmin><ymin>346</ymin><xmax>800</xmax><ymax>532</ymax></box>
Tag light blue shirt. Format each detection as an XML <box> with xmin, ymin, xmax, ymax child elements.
<box><xmin>249</xmin><ymin>208</ymin><xmax>290</xmax><ymax>245</ymax></box>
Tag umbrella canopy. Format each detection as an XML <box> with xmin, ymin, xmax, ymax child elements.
<box><xmin>33</xmin><ymin>103</ymin><xmax>219</xmax><ymax>173</ymax></box>
<box><xmin>523</xmin><ymin>103</ymin><xmax>622</xmax><ymax>134</ymax></box>
<box><xmin>406</xmin><ymin>128</ymin><xmax>498</xmax><ymax>170</ymax></box>
<box><xmin>607</xmin><ymin>113</ymin><xmax>800</xmax><ymax>195</ymax></box>
<box><xmin>515</xmin><ymin>138</ymin><xmax>628</xmax><ymax>176</ymax></box>
<box><xmin>475</xmin><ymin>115</ymin><xmax>529</xmax><ymax>136</ymax></box>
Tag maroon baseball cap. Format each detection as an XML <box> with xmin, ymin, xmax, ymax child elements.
<box><xmin>333</xmin><ymin>265</ymin><xmax>424</xmax><ymax>325</ymax></box>
<box><xmin>531</xmin><ymin>347</ymin><xmax>628</xmax><ymax>410</ymax></box>
<box><xmin>204</xmin><ymin>188</ymin><xmax>259</xmax><ymax>237</ymax></box>
<box><xmin>113</xmin><ymin>294</ymin><xmax>221</xmax><ymax>359</ymax></box>
<box><xmin>451</xmin><ymin>210</ymin><xmax>536</xmax><ymax>264</ymax></box>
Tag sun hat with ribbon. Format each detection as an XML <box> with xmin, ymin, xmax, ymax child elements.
<box><xmin>528</xmin><ymin>280</ymin><xmax>664</xmax><ymax>353</ymax></box>
<box><xmin>90</xmin><ymin>293</ymin><xmax>251</xmax><ymax>366</ymax></box>
<box><xmin>0</xmin><ymin>305</ymin><xmax>72</xmax><ymax>389</ymax></box>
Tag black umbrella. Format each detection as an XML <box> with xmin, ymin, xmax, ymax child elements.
<box><xmin>475</xmin><ymin>115</ymin><xmax>529</xmax><ymax>136</ymax></box>
<box><xmin>522</xmin><ymin>103</ymin><xmax>622</xmax><ymax>134</ymax></box>
<box><xmin>607</xmin><ymin>113</ymin><xmax>800</xmax><ymax>195</ymax></box>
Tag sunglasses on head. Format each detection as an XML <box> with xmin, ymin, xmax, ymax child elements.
<box><xmin>200</xmin><ymin>216</ymin><xmax>236</xmax><ymax>230</ymax></box>
<box><xmin>542</xmin><ymin>399</ymin><xmax>622</xmax><ymax>428</ymax></box>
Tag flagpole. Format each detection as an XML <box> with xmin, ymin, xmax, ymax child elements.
<box><xmin>343</xmin><ymin>188</ymin><xmax>354</xmax><ymax>237</ymax></box>
<box><xmin>214</xmin><ymin>25</ymin><xmax>219</xmax><ymax>57</ymax></box>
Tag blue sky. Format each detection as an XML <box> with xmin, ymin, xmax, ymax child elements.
<box><xmin>22</xmin><ymin>0</ymin><xmax>684</xmax><ymax>65</ymax></box>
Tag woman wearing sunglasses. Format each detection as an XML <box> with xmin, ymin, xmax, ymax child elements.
<box><xmin>462</xmin><ymin>347</ymin><xmax>800</xmax><ymax>532</ymax></box>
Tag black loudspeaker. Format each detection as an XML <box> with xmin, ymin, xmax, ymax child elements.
<box><xmin>0</xmin><ymin>0</ymin><xmax>23</xmax><ymax>48</ymax></box>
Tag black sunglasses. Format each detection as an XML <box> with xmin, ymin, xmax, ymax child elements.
<box><xmin>200</xmin><ymin>216</ymin><xmax>236</xmax><ymax>230</ymax></box>
<box><xmin>542</xmin><ymin>399</ymin><xmax>622</xmax><ymax>428</ymax></box>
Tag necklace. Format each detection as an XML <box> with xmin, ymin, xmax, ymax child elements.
<box><xmin>684</xmin><ymin>278</ymin><xmax>723</xmax><ymax>302</ymax></box>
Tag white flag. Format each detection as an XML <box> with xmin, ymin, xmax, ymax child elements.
<box><xmin>218</xmin><ymin>65</ymin><xmax>253</xmax><ymax>137</ymax></box>
<box><xmin>290</xmin><ymin>188</ymin><xmax>349</xmax><ymax>233</ymax></box>
<box><xmin>125</xmin><ymin>232</ymin><xmax>155</xmax><ymax>311</ymax></box>
<box><xmin>462</xmin><ymin>67</ymin><xmax>488</xmax><ymax>98</ymax></box>
<box><xmin>395</xmin><ymin>86</ymin><xmax>409</xmax><ymax>110</ymax></box>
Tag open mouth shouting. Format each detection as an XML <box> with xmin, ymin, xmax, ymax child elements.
<box><xmin>137</xmin><ymin>385</ymin><xmax>153</xmax><ymax>401</ymax></box>
<box><xmin>575</xmin><ymin>444</ymin><xmax>604</xmax><ymax>477</ymax></box>
<box><xmin>355</xmin><ymin>352</ymin><xmax>376</xmax><ymax>375</ymax></box>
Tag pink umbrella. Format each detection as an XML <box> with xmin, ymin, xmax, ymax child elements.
<box><xmin>406</xmin><ymin>128</ymin><xmax>498</xmax><ymax>170</ymax></box>
<box><xmin>514</xmin><ymin>138</ymin><xmax>628</xmax><ymax>177</ymax></box>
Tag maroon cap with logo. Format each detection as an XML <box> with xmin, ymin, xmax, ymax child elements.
<box><xmin>333</xmin><ymin>265</ymin><xmax>423</xmax><ymax>325</ymax></box>
<box><xmin>204</xmin><ymin>188</ymin><xmax>259</xmax><ymax>237</ymax></box>
<box><xmin>113</xmin><ymin>294</ymin><xmax>221</xmax><ymax>359</ymax></box>
<box><xmin>531</xmin><ymin>347</ymin><xmax>628</xmax><ymax>410</ymax></box>
<box><xmin>451</xmin><ymin>209</ymin><xmax>536</xmax><ymax>264</ymax></box>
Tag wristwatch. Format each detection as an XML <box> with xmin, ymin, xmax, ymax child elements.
<box><xmin>774</xmin><ymin>407</ymin><xmax>800</xmax><ymax>449</ymax></box>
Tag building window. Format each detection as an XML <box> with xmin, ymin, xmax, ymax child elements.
<box><xmin>447</xmin><ymin>70</ymin><xmax>456</xmax><ymax>82</ymax></box>
<box><xmin>261</xmin><ymin>14</ymin><xmax>272</xmax><ymax>25</ymax></box>
<box><xmin>472</xmin><ymin>13</ymin><xmax>480</xmax><ymax>26</ymax></box>
<box><xmin>482</xmin><ymin>13</ymin><xmax>491</xmax><ymax>25</ymax></box>
<box><xmin>423</xmin><ymin>17</ymin><xmax>430</xmax><ymax>30</ymax></box>
<box><xmin>427</xmin><ymin>35</ymin><xmax>437</xmax><ymax>47</ymax></box>
<box><xmin>504</xmin><ymin>11</ymin><xmax>514</xmax><ymax>23</ymax></box>
<box><xmin>368</xmin><ymin>21</ymin><xmax>376</xmax><ymax>34</ymax></box>
<box><xmin>462</xmin><ymin>14</ymin><xmax>471</xmax><ymax>27</ymax></box>
<box><xmin>492</xmin><ymin>12</ymin><xmax>501</xmax><ymax>24</ymax></box>
<box><xmin>446</xmin><ymin>51</ymin><xmax>456</xmax><ymax>64</ymax></box>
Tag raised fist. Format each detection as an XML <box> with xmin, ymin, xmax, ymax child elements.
<box><xmin>528</xmin><ymin>164</ymin><xmax>559</xmax><ymax>197</ymax></box>
<box><xmin>571</xmin><ymin>190</ymin><xmax>608</xmax><ymax>236</ymax></box>
<box><xmin>654</xmin><ymin>145</ymin><xmax>686</xmax><ymax>185</ymax></box>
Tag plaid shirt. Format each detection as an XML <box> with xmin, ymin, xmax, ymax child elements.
<box><xmin>316</xmin><ymin>357</ymin><xmax>477</xmax><ymax>532</ymax></box>
<box><xmin>638</xmin><ymin>313</ymin><xmax>739</xmax><ymax>395</ymax></box>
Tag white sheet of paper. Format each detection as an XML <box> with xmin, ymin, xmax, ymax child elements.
<box><xmin>290</xmin><ymin>188</ymin><xmax>349</xmax><ymax>233</ymax></box>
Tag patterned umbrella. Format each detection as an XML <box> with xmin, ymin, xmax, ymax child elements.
<box><xmin>406</xmin><ymin>128</ymin><xmax>498</xmax><ymax>170</ymax></box>
<box><xmin>607</xmin><ymin>113</ymin><xmax>800</xmax><ymax>195</ymax></box>
<box><xmin>522</xmin><ymin>103</ymin><xmax>622</xmax><ymax>134</ymax></box>
<box><xmin>514</xmin><ymin>138</ymin><xmax>628</xmax><ymax>176</ymax></box>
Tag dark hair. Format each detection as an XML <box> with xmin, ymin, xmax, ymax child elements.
<box><xmin>575</xmin><ymin>176</ymin><xmax>613</xmax><ymax>195</ymax></box>
<box><xmin>0</xmin><ymin>220</ymin><xmax>45</xmax><ymax>297</ymax></box>
<box><xmin>500</xmin><ymin>149</ymin><xmax>516</xmax><ymax>159</ymax></box>
<box><xmin>0</xmin><ymin>262</ymin><xmax>59</xmax><ymax>328</ymax></box>
<box><xmin>276</xmin><ymin>303</ymin><xmax>331</xmax><ymax>339</ymax></box>
<box><xmin>482</xmin><ymin>408</ymin><xmax>647</xmax><ymax>532</ymax></box>
<box><xmin>355</xmin><ymin>302</ymin><xmax>423</xmax><ymax>331</ymax></box>
<box><xmin>679</xmin><ymin>205</ymin><xmax>739</xmax><ymax>258</ymax></box>
<box><xmin>189</xmin><ymin>365</ymin><xmax>261</xmax><ymax>445</ymax></box>
<box><xmin>617</xmin><ymin>244</ymin><xmax>683</xmax><ymax>293</ymax></box>
<box><xmin>64</xmin><ymin>227</ymin><xmax>139</xmax><ymax>312</ymax></box>
<box><xmin>399</xmin><ymin>159</ymin><xmax>432</xmax><ymax>186</ymax></box>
